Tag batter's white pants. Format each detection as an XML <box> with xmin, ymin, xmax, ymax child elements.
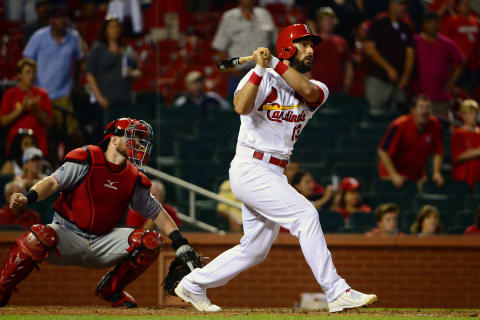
<box><xmin>181</xmin><ymin>147</ymin><xmax>350</xmax><ymax>302</ymax></box>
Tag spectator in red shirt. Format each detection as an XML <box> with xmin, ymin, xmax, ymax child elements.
<box><xmin>311</xmin><ymin>7</ymin><xmax>353</xmax><ymax>94</ymax></box>
<box><xmin>331</xmin><ymin>177</ymin><xmax>371</xmax><ymax>220</ymax></box>
<box><xmin>413</xmin><ymin>11</ymin><xmax>465</xmax><ymax>116</ymax></box>
<box><xmin>0</xmin><ymin>129</ymin><xmax>37</xmax><ymax>176</ymax></box>
<box><xmin>0</xmin><ymin>181</ymin><xmax>41</xmax><ymax>230</ymax></box>
<box><xmin>464</xmin><ymin>209</ymin><xmax>480</xmax><ymax>235</ymax></box>
<box><xmin>378</xmin><ymin>95</ymin><xmax>444</xmax><ymax>188</ymax></box>
<box><xmin>429</xmin><ymin>0</ymin><xmax>456</xmax><ymax>17</ymax></box>
<box><xmin>292</xmin><ymin>170</ymin><xmax>334</xmax><ymax>211</ymax></box>
<box><xmin>440</xmin><ymin>0</ymin><xmax>479</xmax><ymax>89</ymax></box>
<box><xmin>0</xmin><ymin>58</ymin><xmax>53</xmax><ymax>156</ymax></box>
<box><xmin>410</xmin><ymin>205</ymin><xmax>443</xmax><ymax>236</ymax></box>
<box><xmin>451</xmin><ymin>99</ymin><xmax>480</xmax><ymax>187</ymax></box>
<box><xmin>365</xmin><ymin>203</ymin><xmax>400</xmax><ymax>237</ymax></box>
<box><xmin>126</xmin><ymin>180</ymin><xmax>181</xmax><ymax>229</ymax></box>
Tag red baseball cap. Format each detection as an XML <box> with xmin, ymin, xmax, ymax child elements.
<box><xmin>340</xmin><ymin>177</ymin><xmax>361</xmax><ymax>191</ymax></box>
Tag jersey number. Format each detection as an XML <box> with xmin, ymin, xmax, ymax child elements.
<box><xmin>291</xmin><ymin>124</ymin><xmax>302</xmax><ymax>141</ymax></box>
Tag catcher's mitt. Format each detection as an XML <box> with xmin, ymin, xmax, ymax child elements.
<box><xmin>162</xmin><ymin>248</ymin><xmax>202</xmax><ymax>296</ymax></box>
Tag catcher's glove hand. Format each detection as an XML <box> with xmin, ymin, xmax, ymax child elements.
<box><xmin>162</xmin><ymin>245</ymin><xmax>202</xmax><ymax>296</ymax></box>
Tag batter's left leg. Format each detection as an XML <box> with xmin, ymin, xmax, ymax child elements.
<box><xmin>94</xmin><ymin>228</ymin><xmax>162</xmax><ymax>308</ymax></box>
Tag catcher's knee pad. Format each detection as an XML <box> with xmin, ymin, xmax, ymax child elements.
<box><xmin>127</xmin><ymin>228</ymin><xmax>163</xmax><ymax>266</ymax></box>
<box><xmin>17</xmin><ymin>224</ymin><xmax>59</xmax><ymax>262</ymax></box>
<box><xmin>0</xmin><ymin>225</ymin><xmax>58</xmax><ymax>307</ymax></box>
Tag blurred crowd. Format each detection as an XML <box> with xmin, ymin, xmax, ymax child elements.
<box><xmin>0</xmin><ymin>0</ymin><xmax>479</xmax><ymax>235</ymax></box>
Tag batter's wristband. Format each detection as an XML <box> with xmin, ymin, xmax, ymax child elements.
<box><xmin>25</xmin><ymin>189</ymin><xmax>38</xmax><ymax>204</ymax></box>
<box><xmin>168</xmin><ymin>230</ymin><xmax>189</xmax><ymax>250</ymax></box>
<box><xmin>268</xmin><ymin>56</ymin><xmax>280</xmax><ymax>69</ymax></box>
<box><xmin>274</xmin><ymin>61</ymin><xmax>288</xmax><ymax>76</ymax></box>
<box><xmin>248</xmin><ymin>65</ymin><xmax>265</xmax><ymax>86</ymax></box>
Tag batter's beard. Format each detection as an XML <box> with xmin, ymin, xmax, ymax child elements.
<box><xmin>289</xmin><ymin>56</ymin><xmax>313</xmax><ymax>74</ymax></box>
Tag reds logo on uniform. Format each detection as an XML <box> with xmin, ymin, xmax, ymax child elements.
<box><xmin>104</xmin><ymin>180</ymin><xmax>118</xmax><ymax>190</ymax></box>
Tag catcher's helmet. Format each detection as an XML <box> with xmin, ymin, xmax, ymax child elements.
<box><xmin>276</xmin><ymin>24</ymin><xmax>322</xmax><ymax>60</ymax></box>
<box><xmin>99</xmin><ymin>118</ymin><xmax>153</xmax><ymax>169</ymax></box>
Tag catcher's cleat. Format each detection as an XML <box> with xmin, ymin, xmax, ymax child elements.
<box><xmin>174</xmin><ymin>283</ymin><xmax>222</xmax><ymax>312</ymax></box>
<box><xmin>328</xmin><ymin>289</ymin><xmax>377</xmax><ymax>313</ymax></box>
<box><xmin>95</xmin><ymin>270</ymin><xmax>137</xmax><ymax>308</ymax></box>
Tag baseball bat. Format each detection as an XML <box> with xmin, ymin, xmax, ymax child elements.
<box><xmin>217</xmin><ymin>51</ymin><xmax>270</xmax><ymax>71</ymax></box>
<box><xmin>217</xmin><ymin>56</ymin><xmax>254</xmax><ymax>71</ymax></box>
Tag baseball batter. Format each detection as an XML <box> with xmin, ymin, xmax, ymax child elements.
<box><xmin>0</xmin><ymin>118</ymin><xmax>197</xmax><ymax>308</ymax></box>
<box><xmin>175</xmin><ymin>24</ymin><xmax>377</xmax><ymax>313</ymax></box>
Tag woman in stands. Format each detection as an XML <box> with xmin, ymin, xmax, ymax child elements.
<box><xmin>85</xmin><ymin>15</ymin><xmax>140</xmax><ymax>137</ymax></box>
<box><xmin>292</xmin><ymin>170</ymin><xmax>334</xmax><ymax>211</ymax></box>
<box><xmin>410</xmin><ymin>205</ymin><xmax>443</xmax><ymax>236</ymax></box>
<box><xmin>1</xmin><ymin>129</ymin><xmax>37</xmax><ymax>175</ymax></box>
<box><xmin>331</xmin><ymin>177</ymin><xmax>371</xmax><ymax>220</ymax></box>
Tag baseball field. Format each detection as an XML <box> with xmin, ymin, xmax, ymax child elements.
<box><xmin>0</xmin><ymin>306</ymin><xmax>479</xmax><ymax>319</ymax></box>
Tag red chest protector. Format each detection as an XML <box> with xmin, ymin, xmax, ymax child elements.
<box><xmin>54</xmin><ymin>145</ymin><xmax>151</xmax><ymax>235</ymax></box>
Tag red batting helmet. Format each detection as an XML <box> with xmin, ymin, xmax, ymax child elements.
<box><xmin>99</xmin><ymin>118</ymin><xmax>153</xmax><ymax>169</ymax></box>
<box><xmin>276</xmin><ymin>24</ymin><xmax>322</xmax><ymax>59</ymax></box>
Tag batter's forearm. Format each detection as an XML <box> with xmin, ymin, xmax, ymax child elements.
<box><xmin>234</xmin><ymin>82</ymin><xmax>259</xmax><ymax>115</ymax></box>
<box><xmin>30</xmin><ymin>176</ymin><xmax>59</xmax><ymax>201</ymax></box>
<box><xmin>378</xmin><ymin>149</ymin><xmax>399</xmax><ymax>177</ymax></box>
<box><xmin>280</xmin><ymin>67</ymin><xmax>320</xmax><ymax>103</ymax></box>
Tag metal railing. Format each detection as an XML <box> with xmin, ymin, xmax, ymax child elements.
<box><xmin>143</xmin><ymin>166</ymin><xmax>241</xmax><ymax>234</ymax></box>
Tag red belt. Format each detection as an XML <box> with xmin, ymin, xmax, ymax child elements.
<box><xmin>253</xmin><ymin>151</ymin><xmax>288</xmax><ymax>168</ymax></box>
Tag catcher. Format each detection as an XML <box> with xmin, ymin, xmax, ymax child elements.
<box><xmin>0</xmin><ymin>118</ymin><xmax>200</xmax><ymax>308</ymax></box>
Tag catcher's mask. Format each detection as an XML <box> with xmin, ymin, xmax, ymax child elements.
<box><xmin>99</xmin><ymin>118</ymin><xmax>153</xmax><ymax>169</ymax></box>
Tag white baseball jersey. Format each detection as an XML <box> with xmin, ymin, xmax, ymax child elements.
<box><xmin>234</xmin><ymin>68</ymin><xmax>329</xmax><ymax>157</ymax></box>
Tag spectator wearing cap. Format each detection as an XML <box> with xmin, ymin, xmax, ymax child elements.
<box><xmin>365</xmin><ymin>203</ymin><xmax>400</xmax><ymax>237</ymax></box>
<box><xmin>86</xmin><ymin>15</ymin><xmax>140</xmax><ymax>134</ymax></box>
<box><xmin>292</xmin><ymin>170</ymin><xmax>334</xmax><ymax>211</ymax></box>
<box><xmin>126</xmin><ymin>180</ymin><xmax>181</xmax><ymax>230</ymax></box>
<box><xmin>0</xmin><ymin>181</ymin><xmax>40</xmax><ymax>230</ymax></box>
<box><xmin>24</xmin><ymin>1</ymin><xmax>53</xmax><ymax>43</ymax></box>
<box><xmin>331</xmin><ymin>177</ymin><xmax>371</xmax><ymax>220</ymax></box>
<box><xmin>440</xmin><ymin>0</ymin><xmax>480</xmax><ymax>91</ymax></box>
<box><xmin>23</xmin><ymin>4</ymin><xmax>84</xmax><ymax>143</ymax></box>
<box><xmin>464</xmin><ymin>209</ymin><xmax>480</xmax><ymax>235</ymax></box>
<box><xmin>378</xmin><ymin>95</ymin><xmax>444</xmax><ymax>188</ymax></box>
<box><xmin>14</xmin><ymin>147</ymin><xmax>47</xmax><ymax>190</ymax></box>
<box><xmin>0</xmin><ymin>58</ymin><xmax>53</xmax><ymax>157</ymax></box>
<box><xmin>217</xmin><ymin>180</ymin><xmax>243</xmax><ymax>232</ymax></box>
<box><xmin>364</xmin><ymin>0</ymin><xmax>414</xmax><ymax>110</ymax></box>
<box><xmin>413</xmin><ymin>11</ymin><xmax>465</xmax><ymax>116</ymax></box>
<box><xmin>311</xmin><ymin>7</ymin><xmax>353</xmax><ymax>94</ymax></box>
<box><xmin>410</xmin><ymin>205</ymin><xmax>443</xmax><ymax>236</ymax></box>
<box><xmin>212</xmin><ymin>0</ymin><xmax>277</xmax><ymax>94</ymax></box>
<box><xmin>0</xmin><ymin>129</ymin><xmax>37</xmax><ymax>176</ymax></box>
<box><xmin>451</xmin><ymin>99</ymin><xmax>480</xmax><ymax>187</ymax></box>
<box><xmin>173</xmin><ymin>71</ymin><xmax>230</xmax><ymax>116</ymax></box>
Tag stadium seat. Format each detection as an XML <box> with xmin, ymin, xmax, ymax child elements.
<box><xmin>370</xmin><ymin>179</ymin><xmax>418</xmax><ymax>196</ymax></box>
<box><xmin>463</xmin><ymin>195</ymin><xmax>480</xmax><ymax>210</ymax></box>
<box><xmin>362</xmin><ymin>109</ymin><xmax>401</xmax><ymax>124</ymax></box>
<box><xmin>347</xmin><ymin>212</ymin><xmax>376</xmax><ymax>233</ymax></box>
<box><xmin>365</xmin><ymin>193</ymin><xmax>412</xmax><ymax>212</ymax></box>
<box><xmin>454</xmin><ymin>209</ymin><xmax>476</xmax><ymax>231</ymax></box>
<box><xmin>319</xmin><ymin>210</ymin><xmax>345</xmax><ymax>233</ymax></box>
<box><xmin>332</xmin><ymin>162</ymin><xmax>376</xmax><ymax>185</ymax></box>
<box><xmin>399</xmin><ymin>209</ymin><xmax>417</xmax><ymax>233</ymax></box>
<box><xmin>0</xmin><ymin>174</ymin><xmax>14</xmax><ymax>202</ymax></box>
<box><xmin>421</xmin><ymin>180</ymin><xmax>470</xmax><ymax>197</ymax></box>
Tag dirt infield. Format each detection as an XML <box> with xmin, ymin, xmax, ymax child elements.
<box><xmin>0</xmin><ymin>306</ymin><xmax>479</xmax><ymax>318</ymax></box>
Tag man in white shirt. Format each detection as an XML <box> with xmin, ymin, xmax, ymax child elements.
<box><xmin>174</xmin><ymin>24</ymin><xmax>377</xmax><ymax>313</ymax></box>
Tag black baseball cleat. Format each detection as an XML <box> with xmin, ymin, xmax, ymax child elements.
<box><xmin>95</xmin><ymin>270</ymin><xmax>138</xmax><ymax>308</ymax></box>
